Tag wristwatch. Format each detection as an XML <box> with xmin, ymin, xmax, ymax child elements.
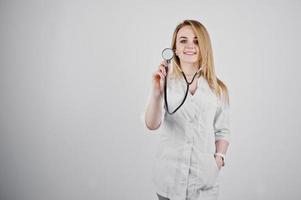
<box><xmin>214</xmin><ymin>152</ymin><xmax>225</xmax><ymax>166</ymax></box>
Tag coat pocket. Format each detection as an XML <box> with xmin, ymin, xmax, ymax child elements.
<box><xmin>197</xmin><ymin>153</ymin><xmax>219</xmax><ymax>190</ymax></box>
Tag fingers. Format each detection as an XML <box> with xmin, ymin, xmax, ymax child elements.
<box><xmin>153</xmin><ymin>71</ymin><xmax>165</xmax><ymax>82</ymax></box>
<box><xmin>159</xmin><ymin>61</ymin><xmax>168</xmax><ymax>76</ymax></box>
<box><xmin>152</xmin><ymin>60</ymin><xmax>169</xmax><ymax>82</ymax></box>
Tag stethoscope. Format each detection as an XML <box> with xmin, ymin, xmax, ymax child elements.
<box><xmin>161</xmin><ymin>48</ymin><xmax>203</xmax><ymax>115</ymax></box>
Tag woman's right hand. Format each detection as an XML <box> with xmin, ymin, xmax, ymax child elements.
<box><xmin>152</xmin><ymin>60</ymin><xmax>168</xmax><ymax>98</ymax></box>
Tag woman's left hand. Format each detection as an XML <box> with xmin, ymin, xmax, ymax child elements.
<box><xmin>215</xmin><ymin>156</ymin><xmax>223</xmax><ymax>170</ymax></box>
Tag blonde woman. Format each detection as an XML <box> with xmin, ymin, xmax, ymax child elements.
<box><xmin>144</xmin><ymin>20</ymin><xmax>231</xmax><ymax>200</ymax></box>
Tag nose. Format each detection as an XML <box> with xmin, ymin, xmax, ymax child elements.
<box><xmin>185</xmin><ymin>41</ymin><xmax>196</xmax><ymax>48</ymax></box>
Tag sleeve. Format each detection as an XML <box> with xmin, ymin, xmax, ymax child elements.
<box><xmin>140</xmin><ymin>92</ymin><xmax>165</xmax><ymax>131</ymax></box>
<box><xmin>213</xmin><ymin>95</ymin><xmax>231</xmax><ymax>143</ymax></box>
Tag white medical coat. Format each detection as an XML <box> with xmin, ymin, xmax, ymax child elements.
<box><xmin>143</xmin><ymin>75</ymin><xmax>231</xmax><ymax>200</ymax></box>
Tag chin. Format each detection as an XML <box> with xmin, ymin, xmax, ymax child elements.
<box><xmin>181</xmin><ymin>59</ymin><xmax>199</xmax><ymax>64</ymax></box>
<box><xmin>181</xmin><ymin>56</ymin><xmax>198</xmax><ymax>61</ymax></box>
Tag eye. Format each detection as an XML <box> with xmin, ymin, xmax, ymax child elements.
<box><xmin>180</xmin><ymin>40</ymin><xmax>187</xmax><ymax>43</ymax></box>
<box><xmin>193</xmin><ymin>40</ymin><xmax>198</xmax><ymax>44</ymax></box>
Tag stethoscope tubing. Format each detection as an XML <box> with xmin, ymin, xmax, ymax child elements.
<box><xmin>163</xmin><ymin>64</ymin><xmax>203</xmax><ymax>115</ymax></box>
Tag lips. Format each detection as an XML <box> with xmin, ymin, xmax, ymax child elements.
<box><xmin>184</xmin><ymin>51</ymin><xmax>196</xmax><ymax>55</ymax></box>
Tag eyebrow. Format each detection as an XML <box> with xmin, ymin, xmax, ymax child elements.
<box><xmin>178</xmin><ymin>36</ymin><xmax>198</xmax><ymax>40</ymax></box>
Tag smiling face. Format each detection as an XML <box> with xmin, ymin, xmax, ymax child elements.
<box><xmin>175</xmin><ymin>25</ymin><xmax>200</xmax><ymax>67</ymax></box>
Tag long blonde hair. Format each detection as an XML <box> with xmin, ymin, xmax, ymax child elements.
<box><xmin>170</xmin><ymin>19</ymin><xmax>229</xmax><ymax>105</ymax></box>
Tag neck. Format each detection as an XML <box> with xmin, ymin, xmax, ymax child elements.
<box><xmin>180</xmin><ymin>62</ymin><xmax>199</xmax><ymax>76</ymax></box>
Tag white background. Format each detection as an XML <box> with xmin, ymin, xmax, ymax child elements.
<box><xmin>0</xmin><ymin>0</ymin><xmax>301</xmax><ymax>199</ymax></box>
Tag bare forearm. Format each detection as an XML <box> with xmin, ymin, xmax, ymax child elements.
<box><xmin>144</xmin><ymin>94</ymin><xmax>163</xmax><ymax>130</ymax></box>
<box><xmin>215</xmin><ymin>139</ymin><xmax>229</xmax><ymax>154</ymax></box>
